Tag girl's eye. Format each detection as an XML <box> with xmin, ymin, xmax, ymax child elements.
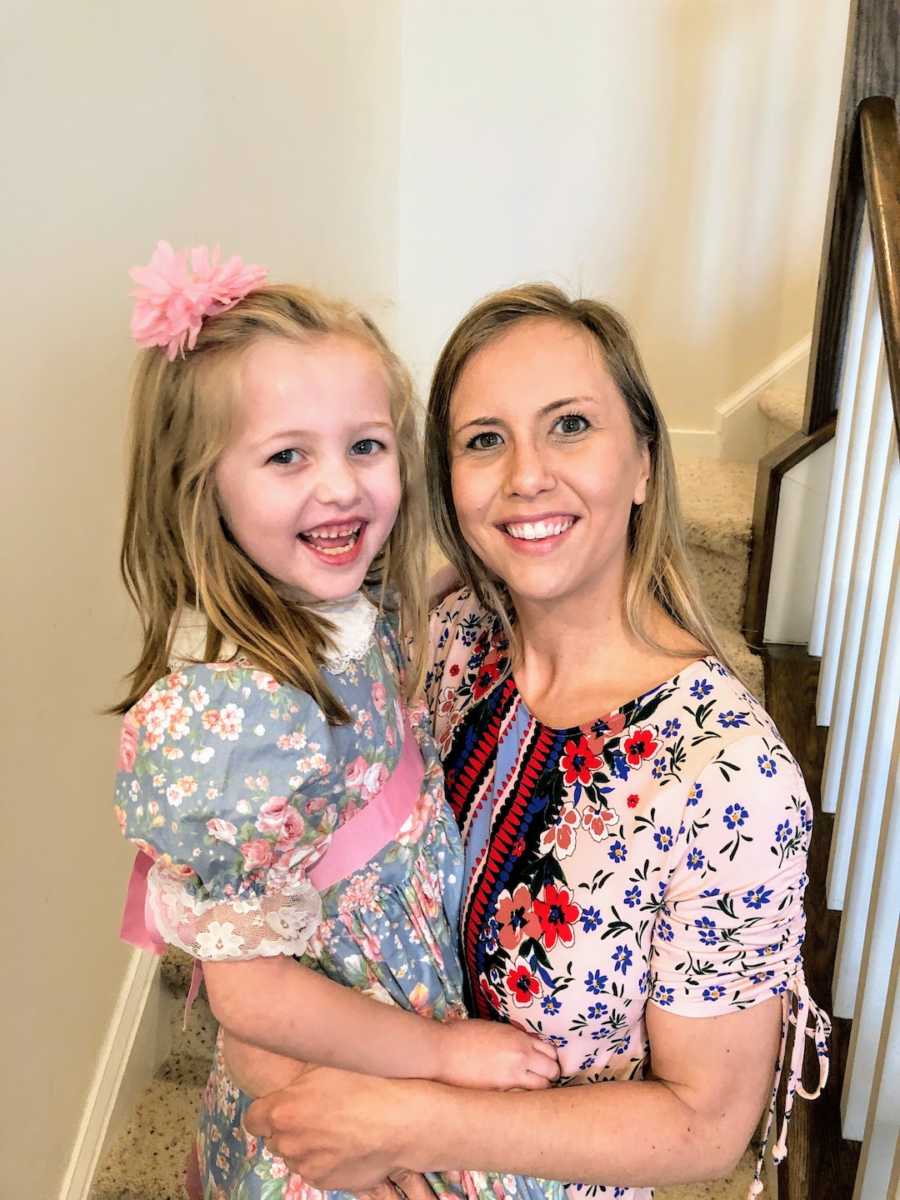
<box><xmin>466</xmin><ymin>430</ymin><xmax>504</xmax><ymax>451</ymax></box>
<box><xmin>554</xmin><ymin>412</ymin><xmax>590</xmax><ymax>435</ymax></box>
<box><xmin>268</xmin><ymin>449</ymin><xmax>302</xmax><ymax>466</ymax></box>
<box><xmin>350</xmin><ymin>438</ymin><xmax>385</xmax><ymax>457</ymax></box>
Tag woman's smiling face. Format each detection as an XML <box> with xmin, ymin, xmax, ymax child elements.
<box><xmin>449</xmin><ymin>317</ymin><xmax>650</xmax><ymax>612</ymax></box>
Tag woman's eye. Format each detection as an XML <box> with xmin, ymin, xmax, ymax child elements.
<box><xmin>555</xmin><ymin>413</ymin><xmax>590</xmax><ymax>435</ymax></box>
<box><xmin>350</xmin><ymin>438</ymin><xmax>384</xmax><ymax>457</ymax></box>
<box><xmin>268</xmin><ymin>449</ymin><xmax>301</xmax><ymax>466</ymax></box>
<box><xmin>466</xmin><ymin>430</ymin><xmax>503</xmax><ymax>451</ymax></box>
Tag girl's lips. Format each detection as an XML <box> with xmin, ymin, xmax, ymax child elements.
<box><xmin>297</xmin><ymin>521</ymin><xmax>367</xmax><ymax>566</ymax></box>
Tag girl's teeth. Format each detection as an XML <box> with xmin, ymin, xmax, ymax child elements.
<box><xmin>505</xmin><ymin>518</ymin><xmax>574</xmax><ymax>541</ymax></box>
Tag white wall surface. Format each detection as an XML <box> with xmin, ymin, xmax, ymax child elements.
<box><xmin>1</xmin><ymin>3</ymin><xmax>400</xmax><ymax>1193</ymax></box>
<box><xmin>3</xmin><ymin>1</ymin><xmax>851</xmax><ymax>1192</ymax></box>
<box><xmin>392</xmin><ymin>0</ymin><xmax>849</xmax><ymax>429</ymax></box>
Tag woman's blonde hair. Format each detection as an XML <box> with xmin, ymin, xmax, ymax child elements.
<box><xmin>115</xmin><ymin>283</ymin><xmax>427</xmax><ymax>720</ymax></box>
<box><xmin>425</xmin><ymin>282</ymin><xmax>731</xmax><ymax>670</ymax></box>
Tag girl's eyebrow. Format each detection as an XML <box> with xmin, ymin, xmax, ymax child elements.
<box><xmin>255</xmin><ymin>420</ymin><xmax>394</xmax><ymax>447</ymax></box>
<box><xmin>453</xmin><ymin>395</ymin><xmax>598</xmax><ymax>435</ymax></box>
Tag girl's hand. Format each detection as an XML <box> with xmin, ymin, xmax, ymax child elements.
<box><xmin>434</xmin><ymin>1018</ymin><xmax>559</xmax><ymax>1090</ymax></box>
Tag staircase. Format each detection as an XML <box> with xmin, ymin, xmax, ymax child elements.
<box><xmin>90</xmin><ymin>381</ymin><xmax>804</xmax><ymax>1199</ymax></box>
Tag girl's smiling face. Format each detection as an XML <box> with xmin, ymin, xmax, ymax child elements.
<box><xmin>449</xmin><ymin>317</ymin><xmax>650</xmax><ymax>613</ymax></box>
<box><xmin>215</xmin><ymin>334</ymin><xmax>401</xmax><ymax>602</ymax></box>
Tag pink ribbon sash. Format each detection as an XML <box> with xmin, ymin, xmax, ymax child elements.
<box><xmin>308</xmin><ymin>720</ymin><xmax>424</xmax><ymax>891</ymax></box>
<box><xmin>120</xmin><ymin>848</ymin><xmax>167</xmax><ymax>954</ymax></box>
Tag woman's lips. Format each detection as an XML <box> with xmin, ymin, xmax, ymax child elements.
<box><xmin>497</xmin><ymin>515</ymin><xmax>579</xmax><ymax>555</ymax></box>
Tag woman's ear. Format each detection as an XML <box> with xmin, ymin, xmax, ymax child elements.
<box><xmin>633</xmin><ymin>442</ymin><xmax>651</xmax><ymax>506</ymax></box>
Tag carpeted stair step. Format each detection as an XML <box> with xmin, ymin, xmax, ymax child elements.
<box><xmin>758</xmin><ymin>381</ymin><xmax>805</xmax><ymax>452</ymax></box>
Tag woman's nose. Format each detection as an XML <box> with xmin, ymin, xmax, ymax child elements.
<box><xmin>505</xmin><ymin>442</ymin><xmax>555</xmax><ymax>498</ymax></box>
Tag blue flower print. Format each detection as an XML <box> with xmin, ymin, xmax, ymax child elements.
<box><xmin>651</xmin><ymin>756</ymin><xmax>667</xmax><ymax>780</ymax></box>
<box><xmin>639</xmin><ymin>969</ymin><xmax>651</xmax><ymax>995</ymax></box>
<box><xmin>611</xmin><ymin>944</ymin><xmax>633</xmax><ymax>975</ymax></box>
<box><xmin>694</xmin><ymin>916</ymin><xmax>718</xmax><ymax>946</ymax></box>
<box><xmin>717</xmin><ymin>709</ymin><xmax>749</xmax><ymax>730</ymax></box>
<box><xmin>690</xmin><ymin>678</ymin><xmax>713</xmax><ymax>700</ymax></box>
<box><xmin>624</xmin><ymin>885</ymin><xmax>642</xmax><ymax>908</ymax></box>
<box><xmin>757</xmin><ymin>754</ymin><xmax>778</xmax><ymax>777</ymax></box>
<box><xmin>774</xmin><ymin>821</ymin><xmax>793</xmax><ymax>845</ymax></box>
<box><xmin>587</xmin><ymin>1001</ymin><xmax>609</xmax><ymax>1020</ymax></box>
<box><xmin>653</xmin><ymin>825</ymin><xmax>674</xmax><ymax>851</ymax></box>
<box><xmin>541</xmin><ymin>993</ymin><xmax>562</xmax><ymax>1015</ymax></box>
<box><xmin>703</xmin><ymin>984</ymin><xmax>727</xmax><ymax>1002</ymax></box>
<box><xmin>723</xmin><ymin>803</ymin><xmax>749</xmax><ymax>829</ymax></box>
<box><xmin>580</xmin><ymin>905</ymin><xmax>603</xmax><ymax>932</ymax></box>
<box><xmin>609</xmin><ymin>750</ymin><xmax>630</xmax><ymax>781</ymax></box>
<box><xmin>656</xmin><ymin>918</ymin><xmax>674</xmax><ymax>942</ymax></box>
<box><xmin>654</xmin><ymin>984</ymin><xmax>675</xmax><ymax>1007</ymax></box>
<box><xmin>608</xmin><ymin>839</ymin><xmax>627</xmax><ymax>863</ymax></box>
<box><xmin>700</xmin><ymin>886</ymin><xmax>720</xmax><ymax>898</ymax></box>
<box><xmin>687</xmin><ymin>782</ymin><xmax>703</xmax><ymax>806</ymax></box>
<box><xmin>548</xmin><ymin>1033</ymin><xmax>568</xmax><ymax>1048</ymax></box>
<box><xmin>685</xmin><ymin>846</ymin><xmax>705</xmax><ymax>871</ymax></box>
<box><xmin>481</xmin><ymin>917</ymin><xmax>500</xmax><ymax>954</ymax></box>
<box><xmin>751</xmin><ymin>970</ymin><xmax>775</xmax><ymax>985</ymax></box>
<box><xmin>585</xmin><ymin>970</ymin><xmax>608</xmax><ymax>995</ymax></box>
<box><xmin>661</xmin><ymin>718</ymin><xmax>682</xmax><ymax>738</ymax></box>
<box><xmin>743</xmin><ymin>884</ymin><xmax>774</xmax><ymax>910</ymax></box>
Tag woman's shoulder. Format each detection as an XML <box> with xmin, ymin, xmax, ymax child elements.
<box><xmin>428</xmin><ymin>586</ymin><xmax>497</xmax><ymax>650</ymax></box>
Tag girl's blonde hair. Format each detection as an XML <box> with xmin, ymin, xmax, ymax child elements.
<box><xmin>115</xmin><ymin>283</ymin><xmax>427</xmax><ymax>721</ymax></box>
<box><xmin>425</xmin><ymin>283</ymin><xmax>731</xmax><ymax>670</ymax></box>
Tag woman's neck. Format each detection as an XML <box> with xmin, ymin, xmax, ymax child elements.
<box><xmin>510</xmin><ymin>585</ymin><xmax>706</xmax><ymax>729</ymax></box>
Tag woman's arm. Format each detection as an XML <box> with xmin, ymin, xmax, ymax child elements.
<box><xmin>245</xmin><ymin>997</ymin><xmax>781</xmax><ymax>1191</ymax></box>
<box><xmin>203</xmin><ymin>956</ymin><xmax>558</xmax><ymax>1092</ymax></box>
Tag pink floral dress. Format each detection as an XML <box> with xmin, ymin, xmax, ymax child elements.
<box><xmin>116</xmin><ymin>594</ymin><xmax>564</xmax><ymax>1200</ymax></box>
<box><xmin>425</xmin><ymin>590</ymin><xmax>831</xmax><ymax>1200</ymax></box>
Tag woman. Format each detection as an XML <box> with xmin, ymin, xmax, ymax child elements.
<box><xmin>245</xmin><ymin>286</ymin><xmax>830</xmax><ymax>1200</ymax></box>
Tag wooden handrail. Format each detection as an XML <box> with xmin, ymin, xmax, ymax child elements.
<box><xmin>860</xmin><ymin>96</ymin><xmax>900</xmax><ymax>445</ymax></box>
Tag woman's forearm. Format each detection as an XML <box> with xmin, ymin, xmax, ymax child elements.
<box><xmin>401</xmin><ymin>1076</ymin><xmax>747</xmax><ymax>1187</ymax></box>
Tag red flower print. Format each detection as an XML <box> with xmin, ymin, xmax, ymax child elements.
<box><xmin>605</xmin><ymin>711</ymin><xmax>626</xmax><ymax>736</ymax></box>
<box><xmin>559</xmin><ymin>736</ymin><xmax>602</xmax><ymax>786</ymax></box>
<box><xmin>480</xmin><ymin>977</ymin><xmax>502</xmax><ymax>1011</ymax></box>
<box><xmin>623</xmin><ymin>728</ymin><xmax>658</xmax><ymax>766</ymax></box>
<box><xmin>506</xmin><ymin>964</ymin><xmax>540</xmax><ymax>1007</ymax></box>
<box><xmin>533</xmin><ymin>883</ymin><xmax>581</xmax><ymax>950</ymax></box>
<box><xmin>627</xmin><ymin>793</ymin><xmax>640</xmax><ymax>808</ymax></box>
<box><xmin>471</xmin><ymin>654</ymin><xmax>503</xmax><ymax>700</ymax></box>
<box><xmin>581</xmin><ymin>802</ymin><xmax>619</xmax><ymax>843</ymax></box>
<box><xmin>449</xmin><ymin>664</ymin><xmax>461</xmax><ymax>676</ymax></box>
<box><xmin>495</xmin><ymin>883</ymin><xmax>542</xmax><ymax>950</ymax></box>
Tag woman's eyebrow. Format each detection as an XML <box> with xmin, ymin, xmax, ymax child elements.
<box><xmin>453</xmin><ymin>395</ymin><xmax>599</xmax><ymax>435</ymax></box>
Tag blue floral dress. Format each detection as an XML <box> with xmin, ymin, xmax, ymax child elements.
<box><xmin>116</xmin><ymin>593</ymin><xmax>564</xmax><ymax>1200</ymax></box>
<box><xmin>425</xmin><ymin>590</ymin><xmax>831</xmax><ymax>1200</ymax></box>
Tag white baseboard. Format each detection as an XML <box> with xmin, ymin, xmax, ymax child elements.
<box><xmin>57</xmin><ymin>949</ymin><xmax>165</xmax><ymax>1200</ymax></box>
<box><xmin>668</xmin><ymin>427</ymin><xmax>721</xmax><ymax>459</ymax></box>
<box><xmin>716</xmin><ymin>335</ymin><xmax>811</xmax><ymax>462</ymax></box>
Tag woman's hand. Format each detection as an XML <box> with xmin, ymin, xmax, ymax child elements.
<box><xmin>245</xmin><ymin>1065</ymin><xmax>423</xmax><ymax>1190</ymax></box>
<box><xmin>434</xmin><ymin>1018</ymin><xmax>559</xmax><ymax>1090</ymax></box>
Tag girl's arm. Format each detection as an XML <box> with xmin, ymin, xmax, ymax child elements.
<box><xmin>244</xmin><ymin>997</ymin><xmax>782</xmax><ymax>1191</ymax></box>
<box><xmin>203</xmin><ymin>956</ymin><xmax>558</xmax><ymax>1092</ymax></box>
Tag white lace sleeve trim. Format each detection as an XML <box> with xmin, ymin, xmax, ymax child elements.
<box><xmin>146</xmin><ymin>861</ymin><xmax>323</xmax><ymax>961</ymax></box>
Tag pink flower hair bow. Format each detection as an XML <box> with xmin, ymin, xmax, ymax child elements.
<box><xmin>129</xmin><ymin>240</ymin><xmax>268</xmax><ymax>361</ymax></box>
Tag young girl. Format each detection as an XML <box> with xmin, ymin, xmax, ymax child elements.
<box><xmin>114</xmin><ymin>242</ymin><xmax>565</xmax><ymax>1200</ymax></box>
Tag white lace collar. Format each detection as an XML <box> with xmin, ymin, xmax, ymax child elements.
<box><xmin>168</xmin><ymin>592</ymin><xmax>377</xmax><ymax>676</ymax></box>
<box><xmin>309</xmin><ymin>592</ymin><xmax>378</xmax><ymax>674</ymax></box>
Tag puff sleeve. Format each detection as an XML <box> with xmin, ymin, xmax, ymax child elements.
<box><xmin>114</xmin><ymin>664</ymin><xmax>339</xmax><ymax>961</ymax></box>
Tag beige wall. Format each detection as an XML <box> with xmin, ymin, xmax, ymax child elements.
<box><xmin>1</xmin><ymin>3</ymin><xmax>401</xmax><ymax>1192</ymax></box>
<box><xmin>392</xmin><ymin>0</ymin><xmax>850</xmax><ymax>430</ymax></box>
<box><xmin>3</xmin><ymin>1</ymin><xmax>849</xmax><ymax>1192</ymax></box>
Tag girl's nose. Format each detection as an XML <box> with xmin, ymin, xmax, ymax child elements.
<box><xmin>505</xmin><ymin>442</ymin><xmax>555</xmax><ymax>498</ymax></box>
<box><xmin>313</xmin><ymin>457</ymin><xmax>362</xmax><ymax>507</ymax></box>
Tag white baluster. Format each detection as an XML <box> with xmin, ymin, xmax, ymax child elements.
<box><xmin>810</xmin><ymin>223</ymin><xmax>874</xmax><ymax>656</ymax></box>
<box><xmin>848</xmin><ymin>895</ymin><xmax>899</xmax><ymax>1194</ymax></box>
<box><xmin>817</xmin><ymin>278</ymin><xmax>882</xmax><ymax>734</ymax></box>
<box><xmin>826</xmin><ymin>411</ymin><xmax>900</xmax><ymax>917</ymax></box>
<box><xmin>819</xmin><ymin>350</ymin><xmax>892</xmax><ymax>815</ymax></box>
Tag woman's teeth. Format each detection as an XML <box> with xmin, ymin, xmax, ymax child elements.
<box><xmin>504</xmin><ymin>518</ymin><xmax>574</xmax><ymax>541</ymax></box>
<box><xmin>299</xmin><ymin>523</ymin><xmax>362</xmax><ymax>555</ymax></box>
